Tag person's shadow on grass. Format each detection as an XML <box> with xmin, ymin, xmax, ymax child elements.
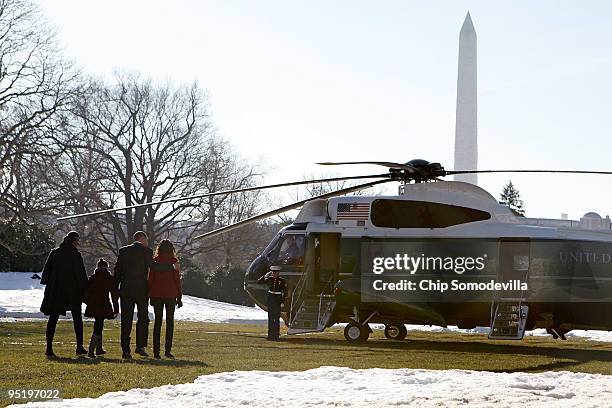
<box><xmin>47</xmin><ymin>355</ymin><xmax>207</xmax><ymax>367</ymax></box>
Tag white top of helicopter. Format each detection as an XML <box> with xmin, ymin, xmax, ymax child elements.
<box><xmin>292</xmin><ymin>180</ymin><xmax>612</xmax><ymax>241</ymax></box>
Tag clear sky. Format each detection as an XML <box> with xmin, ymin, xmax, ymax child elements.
<box><xmin>38</xmin><ymin>0</ymin><xmax>612</xmax><ymax>220</ymax></box>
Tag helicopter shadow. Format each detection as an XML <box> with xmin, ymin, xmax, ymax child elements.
<box><xmin>279</xmin><ymin>336</ymin><xmax>612</xmax><ymax>370</ymax></box>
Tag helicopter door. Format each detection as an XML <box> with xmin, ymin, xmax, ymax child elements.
<box><xmin>499</xmin><ymin>239</ymin><xmax>530</xmax><ymax>290</ymax></box>
<box><xmin>313</xmin><ymin>233</ymin><xmax>341</xmax><ymax>293</ymax></box>
<box><xmin>490</xmin><ymin>239</ymin><xmax>530</xmax><ymax>340</ymax></box>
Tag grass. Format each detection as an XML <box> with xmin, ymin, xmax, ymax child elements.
<box><xmin>1</xmin><ymin>320</ymin><xmax>611</xmax><ymax>406</ymax></box>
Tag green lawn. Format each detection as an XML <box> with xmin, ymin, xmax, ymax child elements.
<box><xmin>1</xmin><ymin>320</ymin><xmax>611</xmax><ymax>406</ymax></box>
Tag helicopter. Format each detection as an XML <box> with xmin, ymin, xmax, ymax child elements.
<box><xmin>58</xmin><ymin>159</ymin><xmax>612</xmax><ymax>342</ymax></box>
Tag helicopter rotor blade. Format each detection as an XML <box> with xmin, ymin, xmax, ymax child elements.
<box><xmin>194</xmin><ymin>178</ymin><xmax>393</xmax><ymax>240</ymax></box>
<box><xmin>317</xmin><ymin>161</ymin><xmax>420</xmax><ymax>173</ymax></box>
<box><xmin>56</xmin><ymin>173</ymin><xmax>390</xmax><ymax>221</ymax></box>
<box><xmin>447</xmin><ymin>169</ymin><xmax>612</xmax><ymax>176</ymax></box>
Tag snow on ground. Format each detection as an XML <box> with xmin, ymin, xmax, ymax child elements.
<box><xmin>14</xmin><ymin>366</ymin><xmax>612</xmax><ymax>408</ymax></box>
<box><xmin>176</xmin><ymin>294</ymin><xmax>267</xmax><ymax>324</ymax></box>
<box><xmin>403</xmin><ymin>324</ymin><xmax>612</xmax><ymax>343</ymax></box>
<box><xmin>0</xmin><ymin>272</ymin><xmax>267</xmax><ymax>324</ymax></box>
<box><xmin>1</xmin><ymin>272</ymin><xmax>612</xmax><ymax>341</ymax></box>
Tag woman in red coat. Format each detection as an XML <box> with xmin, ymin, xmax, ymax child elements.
<box><xmin>148</xmin><ymin>239</ymin><xmax>182</xmax><ymax>359</ymax></box>
<box><xmin>84</xmin><ymin>258</ymin><xmax>119</xmax><ymax>358</ymax></box>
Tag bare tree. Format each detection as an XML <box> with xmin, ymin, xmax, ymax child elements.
<box><xmin>38</xmin><ymin>131</ymin><xmax>113</xmax><ymax>265</ymax></box>
<box><xmin>50</xmin><ymin>73</ymin><xmax>214</xmax><ymax>253</ymax></box>
<box><xmin>0</xmin><ymin>0</ymin><xmax>78</xmax><ymax>255</ymax></box>
<box><xmin>192</xmin><ymin>136</ymin><xmax>265</xmax><ymax>266</ymax></box>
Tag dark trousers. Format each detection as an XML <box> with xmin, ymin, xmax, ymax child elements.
<box><xmin>46</xmin><ymin>306</ymin><xmax>83</xmax><ymax>350</ymax></box>
<box><xmin>93</xmin><ymin>318</ymin><xmax>104</xmax><ymax>336</ymax></box>
<box><xmin>267</xmin><ymin>293</ymin><xmax>282</xmax><ymax>340</ymax></box>
<box><xmin>120</xmin><ymin>297</ymin><xmax>149</xmax><ymax>352</ymax></box>
<box><xmin>151</xmin><ymin>298</ymin><xmax>176</xmax><ymax>354</ymax></box>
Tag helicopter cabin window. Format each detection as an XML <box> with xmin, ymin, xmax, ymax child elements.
<box><xmin>370</xmin><ymin>199</ymin><xmax>491</xmax><ymax>228</ymax></box>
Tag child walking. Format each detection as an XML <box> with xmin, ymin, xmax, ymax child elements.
<box><xmin>84</xmin><ymin>258</ymin><xmax>119</xmax><ymax>358</ymax></box>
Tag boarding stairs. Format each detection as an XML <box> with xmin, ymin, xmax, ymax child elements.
<box><xmin>288</xmin><ymin>274</ymin><xmax>336</xmax><ymax>335</ymax></box>
<box><xmin>488</xmin><ymin>301</ymin><xmax>529</xmax><ymax>340</ymax></box>
<box><xmin>488</xmin><ymin>254</ymin><xmax>530</xmax><ymax>340</ymax></box>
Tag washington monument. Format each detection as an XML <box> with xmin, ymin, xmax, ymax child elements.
<box><xmin>454</xmin><ymin>12</ymin><xmax>478</xmax><ymax>185</ymax></box>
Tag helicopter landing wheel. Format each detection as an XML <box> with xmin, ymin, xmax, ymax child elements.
<box><xmin>384</xmin><ymin>324</ymin><xmax>408</xmax><ymax>340</ymax></box>
<box><xmin>344</xmin><ymin>321</ymin><xmax>370</xmax><ymax>342</ymax></box>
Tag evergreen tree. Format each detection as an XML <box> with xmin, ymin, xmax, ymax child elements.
<box><xmin>181</xmin><ymin>261</ymin><xmax>254</xmax><ymax>306</ymax></box>
<box><xmin>499</xmin><ymin>180</ymin><xmax>525</xmax><ymax>216</ymax></box>
<box><xmin>0</xmin><ymin>221</ymin><xmax>54</xmax><ymax>271</ymax></box>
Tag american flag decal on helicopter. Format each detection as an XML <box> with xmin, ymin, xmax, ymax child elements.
<box><xmin>336</xmin><ymin>202</ymin><xmax>370</xmax><ymax>220</ymax></box>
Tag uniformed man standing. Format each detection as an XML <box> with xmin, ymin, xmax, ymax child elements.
<box><xmin>258</xmin><ymin>266</ymin><xmax>287</xmax><ymax>341</ymax></box>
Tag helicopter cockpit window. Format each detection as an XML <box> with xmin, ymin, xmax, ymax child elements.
<box><xmin>277</xmin><ymin>235</ymin><xmax>306</xmax><ymax>265</ymax></box>
<box><xmin>262</xmin><ymin>234</ymin><xmax>281</xmax><ymax>259</ymax></box>
<box><xmin>371</xmin><ymin>199</ymin><xmax>491</xmax><ymax>228</ymax></box>
<box><xmin>264</xmin><ymin>234</ymin><xmax>306</xmax><ymax>265</ymax></box>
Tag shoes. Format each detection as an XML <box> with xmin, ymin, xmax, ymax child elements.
<box><xmin>96</xmin><ymin>333</ymin><xmax>106</xmax><ymax>355</ymax></box>
<box><xmin>164</xmin><ymin>352</ymin><xmax>175</xmax><ymax>359</ymax></box>
<box><xmin>87</xmin><ymin>335</ymin><xmax>99</xmax><ymax>358</ymax></box>
<box><xmin>122</xmin><ymin>352</ymin><xmax>132</xmax><ymax>360</ymax></box>
<box><xmin>134</xmin><ymin>347</ymin><xmax>149</xmax><ymax>357</ymax></box>
<box><xmin>546</xmin><ymin>327</ymin><xmax>559</xmax><ymax>340</ymax></box>
<box><xmin>154</xmin><ymin>353</ymin><xmax>161</xmax><ymax>359</ymax></box>
<box><xmin>76</xmin><ymin>346</ymin><xmax>88</xmax><ymax>355</ymax></box>
<box><xmin>45</xmin><ymin>348</ymin><xmax>56</xmax><ymax>358</ymax></box>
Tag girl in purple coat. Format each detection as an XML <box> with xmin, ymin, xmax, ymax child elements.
<box><xmin>84</xmin><ymin>258</ymin><xmax>119</xmax><ymax>358</ymax></box>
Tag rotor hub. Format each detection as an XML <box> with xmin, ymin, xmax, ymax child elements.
<box><xmin>389</xmin><ymin>159</ymin><xmax>446</xmax><ymax>182</ymax></box>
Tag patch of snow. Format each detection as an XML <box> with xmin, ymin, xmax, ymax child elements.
<box><xmin>401</xmin><ymin>324</ymin><xmax>612</xmax><ymax>342</ymax></box>
<box><xmin>14</xmin><ymin>366</ymin><xmax>612</xmax><ymax>407</ymax></box>
<box><xmin>176</xmin><ymin>295</ymin><xmax>267</xmax><ymax>324</ymax></box>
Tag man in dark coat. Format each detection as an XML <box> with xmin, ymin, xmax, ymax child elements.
<box><xmin>115</xmin><ymin>231</ymin><xmax>175</xmax><ymax>359</ymax></box>
<box><xmin>40</xmin><ymin>231</ymin><xmax>88</xmax><ymax>357</ymax></box>
<box><xmin>257</xmin><ymin>266</ymin><xmax>287</xmax><ymax>341</ymax></box>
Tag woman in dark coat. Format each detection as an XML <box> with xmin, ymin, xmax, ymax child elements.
<box><xmin>84</xmin><ymin>258</ymin><xmax>119</xmax><ymax>358</ymax></box>
<box><xmin>40</xmin><ymin>231</ymin><xmax>88</xmax><ymax>357</ymax></box>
